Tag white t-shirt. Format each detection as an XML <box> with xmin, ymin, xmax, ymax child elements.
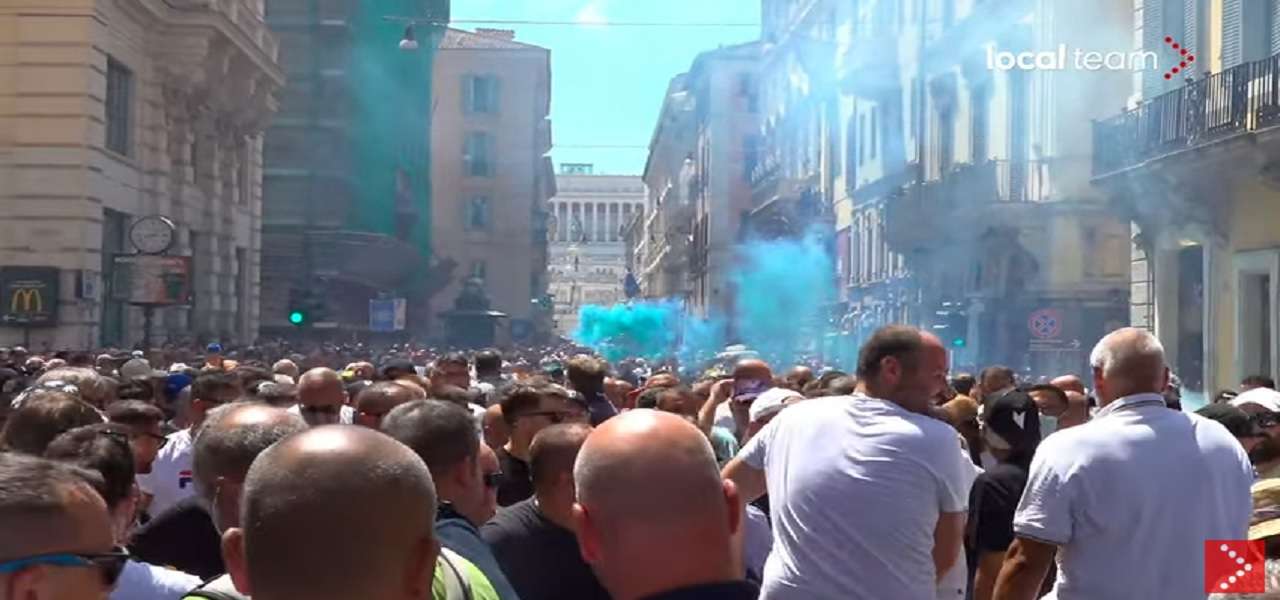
<box><xmin>939</xmin><ymin>434</ymin><xmax>982</xmax><ymax>600</ymax></box>
<box><xmin>136</xmin><ymin>429</ymin><xmax>194</xmax><ymax>518</ymax></box>
<box><xmin>739</xmin><ymin>395</ymin><xmax>974</xmax><ymax>600</ymax></box>
<box><xmin>110</xmin><ymin>560</ymin><xmax>201</xmax><ymax>600</ymax></box>
<box><xmin>1014</xmin><ymin>393</ymin><xmax>1253</xmax><ymax>600</ymax></box>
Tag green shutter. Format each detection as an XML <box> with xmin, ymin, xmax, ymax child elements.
<box><xmin>1223</xmin><ymin>0</ymin><xmax>1243</xmax><ymax>68</ymax></box>
<box><xmin>462</xmin><ymin>74</ymin><xmax>473</xmax><ymax>114</ymax></box>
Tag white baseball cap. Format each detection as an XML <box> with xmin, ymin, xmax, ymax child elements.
<box><xmin>1232</xmin><ymin>388</ymin><xmax>1280</xmax><ymax>413</ymax></box>
<box><xmin>749</xmin><ymin>387</ymin><xmax>803</xmax><ymax>424</ymax></box>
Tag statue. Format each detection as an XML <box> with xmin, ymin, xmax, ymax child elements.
<box><xmin>454</xmin><ymin>277</ymin><xmax>491</xmax><ymax>311</ymax></box>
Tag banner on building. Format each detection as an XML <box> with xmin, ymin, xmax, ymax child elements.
<box><xmin>0</xmin><ymin>267</ymin><xmax>59</xmax><ymax>327</ymax></box>
<box><xmin>111</xmin><ymin>256</ymin><xmax>192</xmax><ymax>305</ymax></box>
<box><xmin>369</xmin><ymin>298</ymin><xmax>407</xmax><ymax>332</ymax></box>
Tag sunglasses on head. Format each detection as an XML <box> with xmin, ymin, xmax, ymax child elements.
<box><xmin>483</xmin><ymin>471</ymin><xmax>504</xmax><ymax>488</ymax></box>
<box><xmin>0</xmin><ymin>547</ymin><xmax>130</xmax><ymax>588</ymax></box>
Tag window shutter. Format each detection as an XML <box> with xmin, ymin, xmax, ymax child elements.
<box><xmin>490</xmin><ymin>77</ymin><xmax>500</xmax><ymax>114</ymax></box>
<box><xmin>1222</xmin><ymin>0</ymin><xmax>1243</xmax><ymax>68</ymax></box>
<box><xmin>462</xmin><ymin>75</ymin><xmax>474</xmax><ymax>114</ymax></box>
<box><xmin>1142</xmin><ymin>0</ymin><xmax>1165</xmax><ymax>98</ymax></box>
<box><xmin>1272</xmin><ymin>0</ymin><xmax>1280</xmax><ymax>55</ymax></box>
<box><xmin>1183</xmin><ymin>0</ymin><xmax>1199</xmax><ymax>69</ymax></box>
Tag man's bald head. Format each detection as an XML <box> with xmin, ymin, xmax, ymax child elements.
<box><xmin>732</xmin><ymin>359</ymin><xmax>772</xmax><ymax>382</ymax></box>
<box><xmin>572</xmin><ymin>410</ymin><xmax>739</xmax><ymax>597</ymax></box>
<box><xmin>298</xmin><ymin>367</ymin><xmax>344</xmax><ymax>396</ymax></box>
<box><xmin>228</xmin><ymin>426</ymin><xmax>438</xmax><ymax>600</ymax></box>
<box><xmin>1089</xmin><ymin>327</ymin><xmax>1169</xmax><ymax>405</ymax></box>
<box><xmin>296</xmin><ymin>368</ymin><xmax>348</xmax><ymax>426</ymax></box>
<box><xmin>193</xmin><ymin>402</ymin><xmax>308</xmax><ymax>531</ymax></box>
<box><xmin>1051</xmin><ymin>374</ymin><xmax>1086</xmax><ymax>395</ymax></box>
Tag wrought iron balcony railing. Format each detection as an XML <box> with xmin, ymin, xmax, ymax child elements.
<box><xmin>1093</xmin><ymin>51</ymin><xmax>1280</xmax><ymax>177</ymax></box>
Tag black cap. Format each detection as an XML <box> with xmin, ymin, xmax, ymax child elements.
<box><xmin>1197</xmin><ymin>403</ymin><xmax>1264</xmax><ymax>438</ymax></box>
<box><xmin>984</xmin><ymin>390</ymin><xmax>1042</xmax><ymax>452</ymax></box>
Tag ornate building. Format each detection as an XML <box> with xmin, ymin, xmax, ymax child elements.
<box><xmin>0</xmin><ymin>0</ymin><xmax>282</xmax><ymax>347</ymax></box>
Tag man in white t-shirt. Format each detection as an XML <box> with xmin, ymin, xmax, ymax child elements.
<box><xmin>137</xmin><ymin>371</ymin><xmax>242</xmax><ymax>518</ymax></box>
<box><xmin>993</xmin><ymin>328</ymin><xmax>1253</xmax><ymax>600</ymax></box>
<box><xmin>723</xmin><ymin>326</ymin><xmax>972</xmax><ymax>600</ymax></box>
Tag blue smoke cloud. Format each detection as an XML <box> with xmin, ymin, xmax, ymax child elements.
<box><xmin>573</xmin><ymin>228</ymin><xmax>836</xmax><ymax>370</ymax></box>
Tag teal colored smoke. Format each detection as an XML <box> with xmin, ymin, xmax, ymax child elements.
<box><xmin>573</xmin><ymin>228</ymin><xmax>833</xmax><ymax>368</ymax></box>
<box><xmin>730</xmin><ymin>228</ymin><xmax>834</xmax><ymax>366</ymax></box>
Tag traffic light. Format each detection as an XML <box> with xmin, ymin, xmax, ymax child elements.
<box><xmin>289</xmin><ymin>310</ymin><xmax>307</xmax><ymax>326</ymax></box>
<box><xmin>287</xmin><ymin>288</ymin><xmax>314</xmax><ymax>327</ymax></box>
<box><xmin>933</xmin><ymin>304</ymin><xmax>969</xmax><ymax>349</ymax></box>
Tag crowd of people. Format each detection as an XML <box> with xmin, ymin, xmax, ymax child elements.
<box><xmin>1</xmin><ymin>326</ymin><xmax>1279</xmax><ymax>599</ymax></box>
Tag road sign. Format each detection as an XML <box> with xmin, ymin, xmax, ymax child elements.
<box><xmin>369</xmin><ymin>298</ymin><xmax>407</xmax><ymax>332</ymax></box>
<box><xmin>1028</xmin><ymin>308</ymin><xmax>1063</xmax><ymax>340</ymax></box>
<box><xmin>0</xmin><ymin>267</ymin><xmax>59</xmax><ymax>327</ymax></box>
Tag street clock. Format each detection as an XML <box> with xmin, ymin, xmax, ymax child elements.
<box><xmin>129</xmin><ymin>216</ymin><xmax>176</xmax><ymax>255</ymax></box>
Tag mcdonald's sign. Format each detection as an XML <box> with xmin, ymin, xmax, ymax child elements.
<box><xmin>0</xmin><ymin>267</ymin><xmax>59</xmax><ymax>327</ymax></box>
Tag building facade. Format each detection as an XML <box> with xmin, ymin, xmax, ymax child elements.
<box><xmin>429</xmin><ymin>27</ymin><xmax>555</xmax><ymax>345</ymax></box>
<box><xmin>636</xmin><ymin>74</ymin><xmax>695</xmax><ymax>302</ymax></box>
<box><xmin>842</xmin><ymin>0</ymin><xmax>1132</xmax><ymax>375</ymax></box>
<box><xmin>261</xmin><ymin>0</ymin><xmax>447</xmax><ymax>338</ymax></box>
<box><xmin>1094</xmin><ymin>0</ymin><xmax>1280</xmax><ymax>399</ymax></box>
<box><xmin>547</xmin><ymin>164</ymin><xmax>645</xmax><ymax>336</ymax></box>
<box><xmin>0</xmin><ymin>0</ymin><xmax>282</xmax><ymax>348</ymax></box>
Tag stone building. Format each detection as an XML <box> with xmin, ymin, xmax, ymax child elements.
<box><xmin>0</xmin><ymin>0</ymin><xmax>282</xmax><ymax>348</ymax></box>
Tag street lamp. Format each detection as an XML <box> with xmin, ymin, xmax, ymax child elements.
<box><xmin>399</xmin><ymin>26</ymin><xmax>419</xmax><ymax>51</ymax></box>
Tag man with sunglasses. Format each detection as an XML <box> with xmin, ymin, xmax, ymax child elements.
<box><xmin>383</xmin><ymin>400</ymin><xmax>519</xmax><ymax>600</ymax></box>
<box><xmin>44</xmin><ymin>423</ymin><xmax>203</xmax><ymax>599</ymax></box>
<box><xmin>1231</xmin><ymin>387</ymin><xmax>1280</xmax><ymax>479</ymax></box>
<box><xmin>290</xmin><ymin>368</ymin><xmax>353</xmax><ymax>427</ymax></box>
<box><xmin>0</xmin><ymin>452</ymin><xmax>124</xmax><ymax>600</ymax></box>
<box><xmin>105</xmin><ymin>401</ymin><xmax>168</xmax><ymax>475</ymax></box>
<box><xmin>496</xmin><ymin>383</ymin><xmax>588</xmax><ymax>507</ymax></box>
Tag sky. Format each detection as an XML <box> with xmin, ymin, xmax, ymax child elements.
<box><xmin>450</xmin><ymin>0</ymin><xmax>762</xmax><ymax>175</ymax></box>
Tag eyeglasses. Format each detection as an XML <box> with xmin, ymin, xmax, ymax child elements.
<box><xmin>0</xmin><ymin>547</ymin><xmax>130</xmax><ymax>588</ymax></box>
<box><xmin>300</xmin><ymin>405</ymin><xmax>341</xmax><ymax>415</ymax></box>
<box><xmin>1254</xmin><ymin>413</ymin><xmax>1280</xmax><ymax>429</ymax></box>
<box><xmin>135</xmin><ymin>430</ymin><xmax>168</xmax><ymax>449</ymax></box>
<box><xmin>483</xmin><ymin>471</ymin><xmax>504</xmax><ymax>488</ymax></box>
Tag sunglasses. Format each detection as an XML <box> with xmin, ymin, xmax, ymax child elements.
<box><xmin>0</xmin><ymin>547</ymin><xmax>130</xmax><ymax>588</ymax></box>
<box><xmin>483</xmin><ymin>471</ymin><xmax>504</xmax><ymax>488</ymax></box>
<box><xmin>1254</xmin><ymin>413</ymin><xmax>1280</xmax><ymax>429</ymax></box>
<box><xmin>300</xmin><ymin>405</ymin><xmax>341</xmax><ymax>415</ymax></box>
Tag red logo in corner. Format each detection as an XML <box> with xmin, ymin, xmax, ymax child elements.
<box><xmin>1205</xmin><ymin>540</ymin><xmax>1265</xmax><ymax>594</ymax></box>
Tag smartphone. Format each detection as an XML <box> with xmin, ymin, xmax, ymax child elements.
<box><xmin>733</xmin><ymin>378</ymin><xmax>769</xmax><ymax>403</ymax></box>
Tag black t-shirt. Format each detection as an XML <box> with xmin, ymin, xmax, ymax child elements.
<box><xmin>128</xmin><ymin>495</ymin><xmax>224</xmax><ymax>579</ymax></box>
<box><xmin>496</xmin><ymin>447</ymin><xmax>533</xmax><ymax>508</ymax></box>
<box><xmin>481</xmin><ymin>498</ymin><xmax>611</xmax><ymax>600</ymax></box>
<box><xmin>967</xmin><ymin>462</ymin><xmax>1029</xmax><ymax>554</ymax></box>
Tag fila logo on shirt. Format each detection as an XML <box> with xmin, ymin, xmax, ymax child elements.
<box><xmin>178</xmin><ymin>469</ymin><xmax>193</xmax><ymax>489</ymax></box>
<box><xmin>1204</xmin><ymin>540</ymin><xmax>1264</xmax><ymax>594</ymax></box>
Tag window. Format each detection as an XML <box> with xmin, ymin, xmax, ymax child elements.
<box><xmin>869</xmin><ymin>106</ymin><xmax>879</xmax><ymax>160</ymax></box>
<box><xmin>858</xmin><ymin>114</ymin><xmax>867</xmax><ymax>165</ymax></box>
<box><xmin>470</xmin><ymin>260</ymin><xmax>487</xmax><ymax>281</ymax></box>
<box><xmin>105</xmin><ymin>57</ymin><xmax>133</xmax><ymax>156</ymax></box>
<box><xmin>464</xmin><ymin>75</ymin><xmax>500</xmax><ymax>114</ymax></box>
<box><xmin>465</xmin><ymin>196</ymin><xmax>491</xmax><ymax>231</ymax></box>
<box><xmin>971</xmin><ymin>84</ymin><xmax>989</xmax><ymax>162</ymax></box>
<box><xmin>464</xmin><ymin>132</ymin><xmax>494</xmax><ymax>177</ymax></box>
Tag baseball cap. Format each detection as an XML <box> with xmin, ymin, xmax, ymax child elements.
<box><xmin>982</xmin><ymin>390</ymin><xmax>1041</xmax><ymax>452</ymax></box>
<box><xmin>206</xmin><ymin>343</ymin><xmax>223</xmax><ymax>354</ymax></box>
<box><xmin>1249</xmin><ymin>478</ymin><xmax>1280</xmax><ymax>541</ymax></box>
<box><xmin>1232</xmin><ymin>388</ymin><xmax>1280</xmax><ymax>414</ymax></box>
<box><xmin>380</xmin><ymin>358</ymin><xmax>416</xmax><ymax>378</ymax></box>
<box><xmin>732</xmin><ymin>379</ymin><xmax>770</xmax><ymax>403</ymax></box>
<box><xmin>1197</xmin><ymin>403</ymin><xmax>1266</xmax><ymax>438</ymax></box>
<box><xmin>749</xmin><ymin>387</ymin><xmax>802</xmax><ymax>424</ymax></box>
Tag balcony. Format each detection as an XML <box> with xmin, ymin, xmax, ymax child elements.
<box><xmin>1093</xmin><ymin>51</ymin><xmax>1280</xmax><ymax>179</ymax></box>
<box><xmin>885</xmin><ymin>160</ymin><xmax>1048</xmax><ymax>253</ymax></box>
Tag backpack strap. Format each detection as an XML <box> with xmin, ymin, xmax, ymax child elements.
<box><xmin>438</xmin><ymin>548</ymin><xmax>475</xmax><ymax>600</ymax></box>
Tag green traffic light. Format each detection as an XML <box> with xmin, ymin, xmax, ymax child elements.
<box><xmin>289</xmin><ymin>311</ymin><xmax>305</xmax><ymax>325</ymax></box>
<box><xmin>952</xmin><ymin>338</ymin><xmax>966</xmax><ymax>348</ymax></box>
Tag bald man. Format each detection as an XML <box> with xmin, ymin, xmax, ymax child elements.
<box><xmin>723</xmin><ymin>326</ymin><xmax>970</xmax><ymax>599</ymax></box>
<box><xmin>290</xmin><ymin>368</ymin><xmax>353</xmax><ymax>426</ymax></box>
<box><xmin>353</xmin><ymin>382</ymin><xmax>418</xmax><ymax>429</ymax></box>
<box><xmin>993</xmin><ymin>328</ymin><xmax>1252</xmax><ymax>600</ymax></box>
<box><xmin>173</xmin><ymin>402</ymin><xmax>307</xmax><ymax>599</ymax></box>
<box><xmin>222</xmin><ymin>425</ymin><xmax>496</xmax><ymax>600</ymax></box>
<box><xmin>572</xmin><ymin>410</ymin><xmax>753</xmax><ymax>600</ymax></box>
<box><xmin>483</xmin><ymin>424</ymin><xmax>608</xmax><ymax>600</ymax></box>
<box><xmin>0</xmin><ymin>453</ymin><xmax>123</xmax><ymax>600</ymax></box>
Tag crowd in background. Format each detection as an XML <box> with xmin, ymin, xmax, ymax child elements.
<box><xmin>2</xmin><ymin>326</ymin><xmax>1279</xmax><ymax>600</ymax></box>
